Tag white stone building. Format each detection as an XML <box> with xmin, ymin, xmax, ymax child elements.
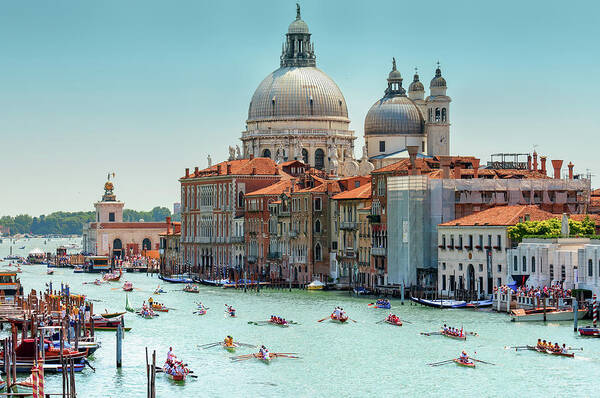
<box><xmin>437</xmin><ymin>205</ymin><xmax>555</xmax><ymax>297</ymax></box>
<box><xmin>508</xmin><ymin>238</ymin><xmax>600</xmax><ymax>295</ymax></box>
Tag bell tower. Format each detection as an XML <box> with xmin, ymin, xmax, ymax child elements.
<box><xmin>425</xmin><ymin>63</ymin><xmax>451</xmax><ymax>156</ymax></box>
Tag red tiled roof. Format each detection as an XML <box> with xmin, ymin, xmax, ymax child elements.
<box><xmin>439</xmin><ymin>205</ymin><xmax>556</xmax><ymax>226</ymax></box>
<box><xmin>333</xmin><ymin>183</ymin><xmax>372</xmax><ymax>200</ymax></box>
<box><xmin>246</xmin><ymin>178</ymin><xmax>294</xmax><ymax>197</ymax></box>
<box><xmin>566</xmin><ymin>214</ymin><xmax>600</xmax><ymax>223</ymax></box>
<box><xmin>182</xmin><ymin>157</ymin><xmax>283</xmax><ymax>179</ymax></box>
<box><xmin>592</xmin><ymin>189</ymin><xmax>600</xmax><ymax>197</ymax></box>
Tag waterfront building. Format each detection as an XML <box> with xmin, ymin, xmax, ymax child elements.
<box><xmin>178</xmin><ymin>157</ymin><xmax>282</xmax><ymax>279</ymax></box>
<box><xmin>332</xmin><ymin>182</ymin><xmax>372</xmax><ymax>287</ymax></box>
<box><xmin>508</xmin><ymin>237</ymin><xmax>600</xmax><ymax>296</ymax></box>
<box><xmin>82</xmin><ymin>178</ymin><xmax>169</xmax><ymax>260</ymax></box>
<box><xmin>240</xmin><ymin>5</ymin><xmax>361</xmax><ymax>176</ymax></box>
<box><xmin>381</xmin><ymin>151</ymin><xmax>590</xmax><ymax>288</ymax></box>
<box><xmin>366</xmin><ymin>60</ymin><xmax>451</xmax><ymax>169</ymax></box>
<box><xmin>437</xmin><ymin>205</ymin><xmax>555</xmax><ymax>298</ymax></box>
<box><xmin>159</xmin><ymin>218</ymin><xmax>181</xmax><ymax>275</ymax></box>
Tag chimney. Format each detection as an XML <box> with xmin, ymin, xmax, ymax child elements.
<box><xmin>453</xmin><ymin>163</ymin><xmax>462</xmax><ymax>179</ymax></box>
<box><xmin>551</xmin><ymin>159</ymin><xmax>563</xmax><ymax>179</ymax></box>
<box><xmin>540</xmin><ymin>156</ymin><xmax>547</xmax><ymax>175</ymax></box>
<box><xmin>533</xmin><ymin>152</ymin><xmax>538</xmax><ymax>171</ymax></box>
<box><xmin>227</xmin><ymin>163</ymin><xmax>232</xmax><ymax>175</ymax></box>
<box><xmin>527</xmin><ymin>154</ymin><xmax>532</xmax><ymax>171</ymax></box>
<box><xmin>217</xmin><ymin>164</ymin><xmax>222</xmax><ymax>174</ymax></box>
<box><xmin>251</xmin><ymin>167</ymin><xmax>256</xmax><ymax>175</ymax></box>
<box><xmin>249</xmin><ymin>154</ymin><xmax>254</xmax><ymax>160</ymax></box>
<box><xmin>440</xmin><ymin>156</ymin><xmax>451</xmax><ymax>179</ymax></box>
<box><xmin>471</xmin><ymin>158</ymin><xmax>480</xmax><ymax>179</ymax></box>
<box><xmin>185</xmin><ymin>168</ymin><xmax>189</xmax><ymax>178</ymax></box>
<box><xmin>407</xmin><ymin>146</ymin><xmax>419</xmax><ymax>175</ymax></box>
<box><xmin>166</xmin><ymin>216</ymin><xmax>171</xmax><ymax>234</ymax></box>
<box><xmin>275</xmin><ymin>168</ymin><xmax>280</xmax><ymax>175</ymax></box>
<box><xmin>194</xmin><ymin>166</ymin><xmax>199</xmax><ymax>176</ymax></box>
<box><xmin>568</xmin><ymin>162</ymin><xmax>574</xmax><ymax>179</ymax></box>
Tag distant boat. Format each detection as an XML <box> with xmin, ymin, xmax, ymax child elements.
<box><xmin>158</xmin><ymin>274</ymin><xmax>193</xmax><ymax>284</ymax></box>
<box><xmin>19</xmin><ymin>246</ymin><xmax>25</xmax><ymax>249</ymax></box>
<box><xmin>410</xmin><ymin>297</ymin><xmax>467</xmax><ymax>308</ymax></box>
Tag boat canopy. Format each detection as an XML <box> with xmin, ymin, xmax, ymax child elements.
<box><xmin>28</xmin><ymin>248</ymin><xmax>44</xmax><ymax>256</ymax></box>
<box><xmin>307</xmin><ymin>280</ymin><xmax>325</xmax><ymax>287</ymax></box>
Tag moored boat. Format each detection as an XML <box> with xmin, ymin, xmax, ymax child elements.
<box><xmin>307</xmin><ymin>280</ymin><xmax>325</xmax><ymax>290</ymax></box>
<box><xmin>73</xmin><ymin>265</ymin><xmax>84</xmax><ymax>273</ymax></box>
<box><xmin>510</xmin><ymin>308</ymin><xmax>587</xmax><ymax>322</ymax></box>
<box><xmin>578</xmin><ymin>326</ymin><xmax>600</xmax><ymax>337</ymax></box>
<box><xmin>47</xmin><ymin>269</ymin><xmax>54</xmax><ymax>275</ymax></box>
<box><xmin>410</xmin><ymin>297</ymin><xmax>467</xmax><ymax>308</ymax></box>
<box><xmin>158</xmin><ymin>274</ymin><xmax>193</xmax><ymax>284</ymax></box>
<box><xmin>101</xmin><ymin>311</ymin><xmax>126</xmax><ymax>319</ymax></box>
<box><xmin>122</xmin><ymin>281</ymin><xmax>133</xmax><ymax>292</ymax></box>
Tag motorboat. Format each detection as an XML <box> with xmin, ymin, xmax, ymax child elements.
<box><xmin>510</xmin><ymin>307</ymin><xmax>587</xmax><ymax>322</ymax></box>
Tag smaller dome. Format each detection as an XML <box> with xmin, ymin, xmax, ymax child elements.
<box><xmin>388</xmin><ymin>69</ymin><xmax>402</xmax><ymax>80</ymax></box>
<box><xmin>409</xmin><ymin>74</ymin><xmax>424</xmax><ymax>92</ymax></box>
<box><xmin>430</xmin><ymin>67</ymin><xmax>447</xmax><ymax>88</ymax></box>
<box><xmin>288</xmin><ymin>18</ymin><xmax>309</xmax><ymax>34</ymax></box>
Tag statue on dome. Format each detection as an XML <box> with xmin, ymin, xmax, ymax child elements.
<box><xmin>207</xmin><ymin>154</ymin><xmax>212</xmax><ymax>167</ymax></box>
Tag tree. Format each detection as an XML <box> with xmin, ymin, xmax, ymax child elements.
<box><xmin>508</xmin><ymin>216</ymin><xmax>597</xmax><ymax>242</ymax></box>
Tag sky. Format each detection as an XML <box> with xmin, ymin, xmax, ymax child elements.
<box><xmin>1</xmin><ymin>0</ymin><xmax>599</xmax><ymax>216</ymax></box>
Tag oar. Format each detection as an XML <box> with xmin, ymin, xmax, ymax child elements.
<box><xmin>471</xmin><ymin>358</ymin><xmax>495</xmax><ymax>365</ymax></box>
<box><xmin>348</xmin><ymin>318</ymin><xmax>358</xmax><ymax>323</ymax></box>
<box><xmin>198</xmin><ymin>342</ymin><xmax>220</xmax><ymax>348</ymax></box>
<box><xmin>376</xmin><ymin>319</ymin><xmax>387</xmax><ymax>324</ymax></box>
<box><xmin>421</xmin><ymin>332</ymin><xmax>441</xmax><ymax>336</ymax></box>
<box><xmin>273</xmin><ymin>354</ymin><xmax>300</xmax><ymax>359</ymax></box>
<box><xmin>428</xmin><ymin>360</ymin><xmax>454</xmax><ymax>366</ymax></box>
<box><xmin>270</xmin><ymin>352</ymin><xmax>297</xmax><ymax>355</ymax></box>
<box><xmin>504</xmin><ymin>345</ymin><xmax>529</xmax><ymax>350</ymax></box>
<box><xmin>317</xmin><ymin>316</ymin><xmax>329</xmax><ymax>322</ymax></box>
<box><xmin>235</xmin><ymin>342</ymin><xmax>257</xmax><ymax>348</ymax></box>
<box><xmin>401</xmin><ymin>319</ymin><xmax>413</xmax><ymax>324</ymax></box>
<box><xmin>567</xmin><ymin>347</ymin><xmax>584</xmax><ymax>351</ymax></box>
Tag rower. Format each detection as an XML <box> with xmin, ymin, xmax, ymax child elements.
<box><xmin>224</xmin><ymin>335</ymin><xmax>234</xmax><ymax>346</ymax></box>
<box><xmin>561</xmin><ymin>344</ymin><xmax>568</xmax><ymax>354</ymax></box>
<box><xmin>459</xmin><ymin>350</ymin><xmax>469</xmax><ymax>363</ymax></box>
<box><xmin>167</xmin><ymin>346</ymin><xmax>176</xmax><ymax>364</ymax></box>
<box><xmin>536</xmin><ymin>339</ymin><xmax>542</xmax><ymax>349</ymax></box>
<box><xmin>259</xmin><ymin>345</ymin><xmax>269</xmax><ymax>359</ymax></box>
<box><xmin>553</xmin><ymin>343</ymin><xmax>560</xmax><ymax>352</ymax></box>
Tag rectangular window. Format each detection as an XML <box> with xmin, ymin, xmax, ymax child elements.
<box><xmin>442</xmin><ymin>274</ymin><xmax>447</xmax><ymax>290</ymax></box>
<box><xmin>496</xmin><ymin>235</ymin><xmax>501</xmax><ymax>249</ymax></box>
<box><xmin>478</xmin><ymin>235</ymin><xmax>483</xmax><ymax>247</ymax></box>
<box><xmin>497</xmin><ymin>277</ymin><xmax>502</xmax><ymax>288</ymax></box>
<box><xmin>109</xmin><ymin>212</ymin><xmax>115</xmax><ymax>222</ymax></box>
<box><xmin>379</xmin><ymin>141</ymin><xmax>385</xmax><ymax>152</ymax></box>
<box><xmin>497</xmin><ymin>264</ymin><xmax>501</xmax><ymax>273</ymax></box>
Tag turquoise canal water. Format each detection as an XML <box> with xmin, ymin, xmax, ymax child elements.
<box><xmin>2</xmin><ymin>238</ymin><xmax>600</xmax><ymax>397</ymax></box>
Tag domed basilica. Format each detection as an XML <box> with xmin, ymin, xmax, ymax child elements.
<box><xmin>237</xmin><ymin>5</ymin><xmax>451</xmax><ymax>174</ymax></box>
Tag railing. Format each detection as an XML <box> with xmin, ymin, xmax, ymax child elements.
<box><xmin>371</xmin><ymin>247</ymin><xmax>386</xmax><ymax>256</ymax></box>
<box><xmin>242</xmin><ymin>128</ymin><xmax>354</xmax><ymax>138</ymax></box>
<box><xmin>340</xmin><ymin>221</ymin><xmax>359</xmax><ymax>230</ymax></box>
<box><xmin>267</xmin><ymin>251</ymin><xmax>281</xmax><ymax>259</ymax></box>
<box><xmin>367</xmin><ymin>215</ymin><xmax>381</xmax><ymax>223</ymax></box>
<box><xmin>230</xmin><ymin>236</ymin><xmax>244</xmax><ymax>243</ymax></box>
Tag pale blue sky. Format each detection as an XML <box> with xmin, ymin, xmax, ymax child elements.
<box><xmin>1</xmin><ymin>0</ymin><xmax>598</xmax><ymax>216</ymax></box>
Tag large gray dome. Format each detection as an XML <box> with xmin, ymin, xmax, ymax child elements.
<box><xmin>364</xmin><ymin>95</ymin><xmax>424</xmax><ymax>135</ymax></box>
<box><xmin>248</xmin><ymin>67</ymin><xmax>348</xmax><ymax>121</ymax></box>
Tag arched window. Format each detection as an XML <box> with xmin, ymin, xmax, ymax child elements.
<box><xmin>314</xmin><ymin>148</ymin><xmax>325</xmax><ymax>170</ymax></box>
<box><xmin>531</xmin><ymin>256</ymin><xmax>536</xmax><ymax>273</ymax></box>
<box><xmin>315</xmin><ymin>219</ymin><xmax>321</xmax><ymax>233</ymax></box>
<box><xmin>238</xmin><ymin>192</ymin><xmax>244</xmax><ymax>208</ymax></box>
<box><xmin>314</xmin><ymin>197</ymin><xmax>322</xmax><ymax>211</ymax></box>
<box><xmin>513</xmin><ymin>255</ymin><xmax>518</xmax><ymax>271</ymax></box>
<box><xmin>435</xmin><ymin>108</ymin><xmax>440</xmax><ymax>122</ymax></box>
<box><xmin>589</xmin><ymin>259</ymin><xmax>593</xmax><ymax>277</ymax></box>
<box><xmin>441</xmin><ymin>108</ymin><xmax>447</xmax><ymax>122</ymax></box>
<box><xmin>302</xmin><ymin>148</ymin><xmax>308</xmax><ymax>164</ymax></box>
<box><xmin>142</xmin><ymin>238</ymin><xmax>152</xmax><ymax>251</ymax></box>
<box><xmin>113</xmin><ymin>239</ymin><xmax>122</xmax><ymax>250</ymax></box>
<box><xmin>315</xmin><ymin>243</ymin><xmax>322</xmax><ymax>261</ymax></box>
<box><xmin>262</xmin><ymin>149</ymin><xmax>271</xmax><ymax>158</ymax></box>
<box><xmin>522</xmin><ymin>256</ymin><xmax>527</xmax><ymax>272</ymax></box>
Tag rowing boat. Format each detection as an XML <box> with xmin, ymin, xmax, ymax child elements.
<box><xmin>453</xmin><ymin>358</ymin><xmax>475</xmax><ymax>368</ymax></box>
<box><xmin>151</xmin><ymin>304</ymin><xmax>169</xmax><ymax>312</ymax></box>
<box><xmin>385</xmin><ymin>319</ymin><xmax>402</xmax><ymax>327</ymax></box>
<box><xmin>268</xmin><ymin>320</ymin><xmax>289</xmax><ymax>327</ymax></box>
<box><xmin>578</xmin><ymin>326</ymin><xmax>600</xmax><ymax>337</ymax></box>
<box><xmin>222</xmin><ymin>342</ymin><xmax>239</xmax><ymax>352</ymax></box>
<box><xmin>330</xmin><ymin>314</ymin><xmax>348</xmax><ymax>323</ymax></box>
<box><xmin>528</xmin><ymin>346</ymin><xmax>574</xmax><ymax>358</ymax></box>
<box><xmin>101</xmin><ymin>311</ymin><xmax>126</xmax><ymax>319</ymax></box>
<box><xmin>441</xmin><ymin>331</ymin><xmax>466</xmax><ymax>340</ymax></box>
<box><xmin>255</xmin><ymin>353</ymin><xmax>272</xmax><ymax>364</ymax></box>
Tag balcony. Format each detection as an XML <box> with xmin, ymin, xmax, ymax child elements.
<box><xmin>248</xmin><ymin>255</ymin><xmax>257</xmax><ymax>264</ymax></box>
<box><xmin>289</xmin><ymin>231</ymin><xmax>298</xmax><ymax>238</ymax></box>
<box><xmin>342</xmin><ymin>249</ymin><xmax>356</xmax><ymax>258</ymax></box>
<box><xmin>267</xmin><ymin>251</ymin><xmax>281</xmax><ymax>260</ymax></box>
<box><xmin>340</xmin><ymin>221</ymin><xmax>359</xmax><ymax>230</ymax></box>
<box><xmin>367</xmin><ymin>215</ymin><xmax>381</xmax><ymax>223</ymax></box>
<box><xmin>371</xmin><ymin>247</ymin><xmax>386</xmax><ymax>256</ymax></box>
<box><xmin>230</xmin><ymin>236</ymin><xmax>244</xmax><ymax>243</ymax></box>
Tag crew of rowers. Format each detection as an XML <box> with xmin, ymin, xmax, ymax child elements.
<box><xmin>536</xmin><ymin>339</ymin><xmax>569</xmax><ymax>354</ymax></box>
<box><xmin>225</xmin><ymin>304</ymin><xmax>236</xmax><ymax>316</ymax></box>
<box><xmin>332</xmin><ymin>307</ymin><xmax>347</xmax><ymax>319</ymax></box>
<box><xmin>140</xmin><ymin>301</ymin><xmax>155</xmax><ymax>317</ymax></box>
<box><xmin>147</xmin><ymin>297</ymin><xmax>166</xmax><ymax>310</ymax></box>
<box><xmin>258</xmin><ymin>345</ymin><xmax>270</xmax><ymax>360</ymax></box>
<box><xmin>376</xmin><ymin>299</ymin><xmax>390</xmax><ymax>307</ymax></box>
<box><xmin>270</xmin><ymin>315</ymin><xmax>287</xmax><ymax>325</ymax></box>
<box><xmin>458</xmin><ymin>350</ymin><xmax>471</xmax><ymax>364</ymax></box>
<box><xmin>386</xmin><ymin>313</ymin><xmax>401</xmax><ymax>324</ymax></box>
<box><xmin>223</xmin><ymin>335</ymin><xmax>235</xmax><ymax>347</ymax></box>
<box><xmin>196</xmin><ymin>302</ymin><xmax>207</xmax><ymax>312</ymax></box>
<box><xmin>164</xmin><ymin>348</ymin><xmax>188</xmax><ymax>378</ymax></box>
<box><xmin>184</xmin><ymin>283</ymin><xmax>198</xmax><ymax>292</ymax></box>
<box><xmin>442</xmin><ymin>324</ymin><xmax>464</xmax><ymax>337</ymax></box>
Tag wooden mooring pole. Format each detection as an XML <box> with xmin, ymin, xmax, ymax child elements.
<box><xmin>116</xmin><ymin>323</ymin><xmax>123</xmax><ymax>368</ymax></box>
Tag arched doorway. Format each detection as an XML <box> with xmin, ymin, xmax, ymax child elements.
<box><xmin>467</xmin><ymin>264</ymin><xmax>475</xmax><ymax>292</ymax></box>
<box><xmin>294</xmin><ymin>266</ymin><xmax>298</xmax><ymax>282</ymax></box>
<box><xmin>315</xmin><ymin>148</ymin><xmax>325</xmax><ymax>170</ymax></box>
<box><xmin>262</xmin><ymin>149</ymin><xmax>271</xmax><ymax>158</ymax></box>
<box><xmin>142</xmin><ymin>238</ymin><xmax>152</xmax><ymax>251</ymax></box>
<box><xmin>113</xmin><ymin>238</ymin><xmax>122</xmax><ymax>260</ymax></box>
